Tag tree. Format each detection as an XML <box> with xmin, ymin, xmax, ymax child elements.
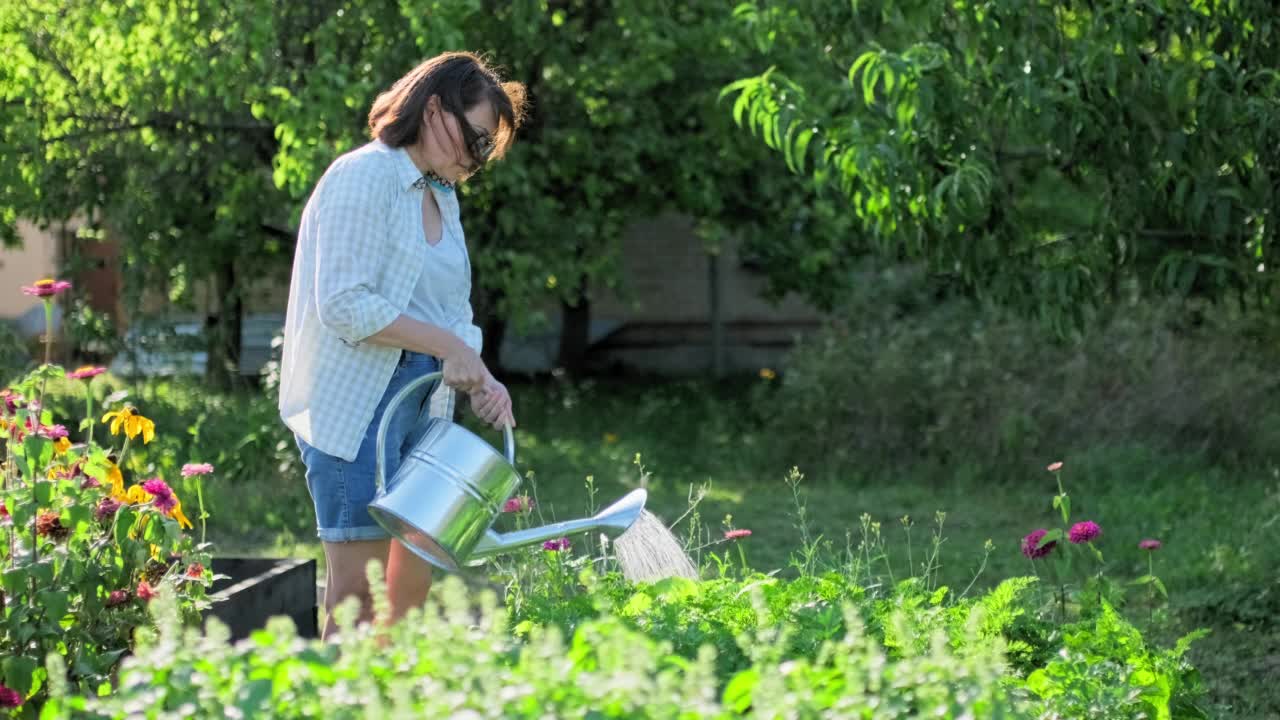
<box><xmin>2</xmin><ymin>1</ymin><xmax>845</xmax><ymax>381</ymax></box>
<box><xmin>725</xmin><ymin>0</ymin><xmax>1279</xmax><ymax>331</ymax></box>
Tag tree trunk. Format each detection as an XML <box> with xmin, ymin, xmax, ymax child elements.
<box><xmin>481</xmin><ymin>312</ymin><xmax>507</xmax><ymax>374</ymax></box>
<box><xmin>557</xmin><ymin>289</ymin><xmax>591</xmax><ymax>376</ymax></box>
<box><xmin>206</xmin><ymin>260</ymin><xmax>243</xmax><ymax>391</ymax></box>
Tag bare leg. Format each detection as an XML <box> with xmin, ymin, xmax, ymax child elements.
<box><xmin>320</xmin><ymin>539</ymin><xmax>390</xmax><ymax>641</ymax></box>
<box><xmin>385</xmin><ymin>539</ymin><xmax>433</xmax><ymax>625</ymax></box>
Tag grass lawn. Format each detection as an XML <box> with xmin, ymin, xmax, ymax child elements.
<box><xmin>209</xmin><ymin>375</ymin><xmax>1280</xmax><ymax>718</ymax></box>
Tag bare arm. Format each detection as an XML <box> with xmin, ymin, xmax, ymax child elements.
<box><xmin>364</xmin><ymin>315</ymin><xmax>487</xmax><ymax>393</ymax></box>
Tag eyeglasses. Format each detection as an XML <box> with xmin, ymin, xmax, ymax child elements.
<box><xmin>456</xmin><ymin>116</ymin><xmax>494</xmax><ymax>174</ymax></box>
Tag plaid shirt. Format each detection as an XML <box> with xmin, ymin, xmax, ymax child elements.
<box><xmin>279</xmin><ymin>140</ymin><xmax>483</xmax><ymax>461</ymax></box>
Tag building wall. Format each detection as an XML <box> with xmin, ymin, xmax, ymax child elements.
<box><xmin>500</xmin><ymin>213</ymin><xmax>825</xmax><ymax>375</ymax></box>
<box><xmin>4</xmin><ymin>212</ymin><xmax>825</xmax><ymax>375</ymax></box>
<box><xmin>0</xmin><ymin>222</ymin><xmax>63</xmax><ymax>345</ymax></box>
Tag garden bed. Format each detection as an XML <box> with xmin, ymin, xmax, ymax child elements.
<box><xmin>205</xmin><ymin>557</ymin><xmax>318</xmax><ymax>640</ymax></box>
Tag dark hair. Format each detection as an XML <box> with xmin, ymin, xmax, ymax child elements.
<box><xmin>368</xmin><ymin>51</ymin><xmax>526</xmax><ymax>163</ymax></box>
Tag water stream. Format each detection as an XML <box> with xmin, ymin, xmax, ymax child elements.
<box><xmin>613</xmin><ymin>509</ymin><xmax>699</xmax><ymax>582</ymax></box>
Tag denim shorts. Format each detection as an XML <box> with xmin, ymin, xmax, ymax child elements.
<box><xmin>295</xmin><ymin>351</ymin><xmax>442</xmax><ymax>542</ymax></box>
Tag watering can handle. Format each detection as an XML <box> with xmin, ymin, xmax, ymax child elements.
<box><xmin>374</xmin><ymin>370</ymin><xmax>517</xmax><ymax>494</ymax></box>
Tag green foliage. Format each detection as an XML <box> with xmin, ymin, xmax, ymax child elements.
<box><xmin>0</xmin><ymin>1</ymin><xmax>846</xmax><ymax>364</ymax></box>
<box><xmin>725</xmin><ymin>1</ymin><xmax>1280</xmax><ymax>325</ymax></box>
<box><xmin>41</xmin><ymin>573</ymin><xmax>1027</xmax><ymax>719</ymax></box>
<box><xmin>761</xmin><ymin>263</ymin><xmax>1280</xmax><ymax>470</ymax></box>
<box><xmin>0</xmin><ymin>365</ymin><xmax>212</xmax><ymax>711</ymax></box>
<box><xmin>1026</xmin><ymin>603</ymin><xmax>1210</xmax><ymax>719</ymax></box>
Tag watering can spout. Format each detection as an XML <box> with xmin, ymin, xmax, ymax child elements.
<box><xmin>464</xmin><ymin>488</ymin><xmax>647</xmax><ymax>566</ymax></box>
<box><xmin>366</xmin><ymin>371</ymin><xmax>650</xmax><ymax>571</ymax></box>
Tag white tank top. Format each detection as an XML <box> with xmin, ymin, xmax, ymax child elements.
<box><xmin>404</xmin><ymin>193</ymin><xmax>470</xmax><ymax>331</ymax></box>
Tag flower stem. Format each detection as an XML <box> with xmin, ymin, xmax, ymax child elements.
<box><xmin>195</xmin><ymin>477</ymin><xmax>208</xmax><ymax>546</ymax></box>
<box><xmin>42</xmin><ymin>299</ymin><xmax>53</xmax><ymax>367</ymax></box>
<box><xmin>117</xmin><ymin>437</ymin><xmax>132</xmax><ymax>472</ymax></box>
<box><xmin>84</xmin><ymin>385</ymin><xmax>95</xmax><ymax>448</ymax></box>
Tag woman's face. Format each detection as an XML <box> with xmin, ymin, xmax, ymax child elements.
<box><xmin>422</xmin><ymin>96</ymin><xmax>499</xmax><ymax>183</ymax></box>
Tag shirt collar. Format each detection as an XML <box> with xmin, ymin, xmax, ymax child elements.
<box><xmin>388</xmin><ymin>143</ymin><xmax>426</xmax><ymax>191</ymax></box>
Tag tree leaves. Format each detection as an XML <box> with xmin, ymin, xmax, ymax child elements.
<box><xmin>721</xmin><ymin>0</ymin><xmax>1280</xmax><ymax>324</ymax></box>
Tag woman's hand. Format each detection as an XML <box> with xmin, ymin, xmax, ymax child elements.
<box><xmin>469</xmin><ymin>379</ymin><xmax>515</xmax><ymax>431</ymax></box>
<box><xmin>441</xmin><ymin>342</ymin><xmax>488</xmax><ymax>394</ymax></box>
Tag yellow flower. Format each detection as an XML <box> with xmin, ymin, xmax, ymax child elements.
<box><xmin>759</xmin><ymin>368</ymin><xmax>777</xmax><ymax>380</ymax></box>
<box><xmin>101</xmin><ymin>407</ymin><xmax>155</xmax><ymax>444</ymax></box>
<box><xmin>108</xmin><ymin>463</ymin><xmax>126</xmax><ymax>501</ymax></box>
<box><xmin>54</xmin><ymin>437</ymin><xmax>71</xmax><ymax>454</ymax></box>
<box><xmin>171</xmin><ymin>499</ymin><xmax>193</xmax><ymax>530</ymax></box>
<box><xmin>123</xmin><ymin>483</ymin><xmax>193</xmax><ymax>530</ymax></box>
<box><xmin>603</xmin><ymin>432</ymin><xmax>619</xmax><ymax>444</ymax></box>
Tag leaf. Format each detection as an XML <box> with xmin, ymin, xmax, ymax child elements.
<box><xmin>2</xmin><ymin>656</ymin><xmax>38</xmax><ymax>696</ymax></box>
<box><xmin>723</xmin><ymin>667</ymin><xmax>759</xmax><ymax>712</ymax></box>
<box><xmin>115</xmin><ymin>508</ymin><xmax>137</xmax><ymax>547</ymax></box>
<box><xmin>37</xmin><ymin>591</ymin><xmax>69</xmax><ymax>623</ymax></box>
<box><xmin>1038</xmin><ymin>529</ymin><xmax>1064</xmax><ymax>548</ymax></box>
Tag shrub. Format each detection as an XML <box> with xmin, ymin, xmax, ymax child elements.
<box><xmin>41</xmin><ymin>572</ymin><xmax>1027</xmax><ymax>719</ymax></box>
<box><xmin>0</xmin><ymin>281</ymin><xmax>214</xmax><ymax>711</ymax></box>
<box><xmin>762</xmin><ymin>264</ymin><xmax>1280</xmax><ymax>472</ymax></box>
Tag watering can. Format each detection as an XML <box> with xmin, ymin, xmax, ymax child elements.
<box><xmin>367</xmin><ymin>371</ymin><xmax>648</xmax><ymax>572</ymax></box>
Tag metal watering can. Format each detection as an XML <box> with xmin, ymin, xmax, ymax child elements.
<box><xmin>367</xmin><ymin>371</ymin><xmax>648</xmax><ymax>572</ymax></box>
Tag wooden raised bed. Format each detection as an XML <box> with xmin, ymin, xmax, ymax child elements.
<box><xmin>205</xmin><ymin>557</ymin><xmax>318</xmax><ymax>640</ymax></box>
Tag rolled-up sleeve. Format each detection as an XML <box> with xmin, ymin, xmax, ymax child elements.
<box><xmin>312</xmin><ymin>156</ymin><xmax>402</xmax><ymax>344</ymax></box>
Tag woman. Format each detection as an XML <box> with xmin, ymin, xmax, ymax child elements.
<box><xmin>278</xmin><ymin>52</ymin><xmax>527</xmax><ymax>640</ymax></box>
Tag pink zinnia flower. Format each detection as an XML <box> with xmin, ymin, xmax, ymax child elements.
<box><xmin>106</xmin><ymin>589</ymin><xmax>130</xmax><ymax>607</ymax></box>
<box><xmin>1139</xmin><ymin>539</ymin><xmax>1162</xmax><ymax>551</ymax></box>
<box><xmin>66</xmin><ymin>366</ymin><xmax>107</xmax><ymax>380</ymax></box>
<box><xmin>180</xmin><ymin>462</ymin><xmax>215</xmax><ymax>477</ymax></box>
<box><xmin>21</xmin><ymin>278</ymin><xmax>72</xmax><ymax>298</ymax></box>
<box><xmin>136</xmin><ymin>580</ymin><xmax>157</xmax><ymax>601</ymax></box>
<box><xmin>185</xmin><ymin>563</ymin><xmax>205</xmax><ymax>579</ymax></box>
<box><xmin>1021</xmin><ymin>529</ymin><xmax>1056</xmax><ymax>559</ymax></box>
<box><xmin>1068</xmin><ymin>521</ymin><xmax>1102</xmax><ymax>544</ymax></box>
<box><xmin>0</xmin><ymin>684</ymin><xmax>22</xmax><ymax>708</ymax></box>
<box><xmin>1046</xmin><ymin>461</ymin><xmax>1064</xmax><ymax>472</ymax></box>
<box><xmin>724</xmin><ymin>529</ymin><xmax>753</xmax><ymax>540</ymax></box>
<box><xmin>39</xmin><ymin>424</ymin><xmax>68</xmax><ymax>440</ymax></box>
<box><xmin>0</xmin><ymin>501</ymin><xmax>8</xmax><ymax>520</ymax></box>
<box><xmin>141</xmin><ymin>478</ymin><xmax>177</xmax><ymax>513</ymax></box>
<box><xmin>95</xmin><ymin>497</ymin><xmax>122</xmax><ymax>521</ymax></box>
<box><xmin>542</xmin><ymin>538</ymin><xmax>571</xmax><ymax>552</ymax></box>
<box><xmin>503</xmin><ymin>495</ymin><xmax>534</xmax><ymax>513</ymax></box>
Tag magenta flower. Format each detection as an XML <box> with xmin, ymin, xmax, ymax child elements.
<box><xmin>39</xmin><ymin>424</ymin><xmax>69</xmax><ymax>440</ymax></box>
<box><xmin>1021</xmin><ymin>529</ymin><xmax>1056</xmax><ymax>559</ymax></box>
<box><xmin>1068</xmin><ymin>521</ymin><xmax>1102</xmax><ymax>544</ymax></box>
<box><xmin>180</xmin><ymin>462</ymin><xmax>215</xmax><ymax>477</ymax></box>
<box><xmin>1139</xmin><ymin>538</ymin><xmax>1162</xmax><ymax>551</ymax></box>
<box><xmin>503</xmin><ymin>495</ymin><xmax>534</xmax><ymax>513</ymax></box>
<box><xmin>0</xmin><ymin>684</ymin><xmax>21</xmax><ymax>708</ymax></box>
<box><xmin>66</xmin><ymin>366</ymin><xmax>107</xmax><ymax>380</ymax></box>
<box><xmin>136</xmin><ymin>580</ymin><xmax>157</xmax><ymax>601</ymax></box>
<box><xmin>141</xmin><ymin>478</ymin><xmax>177</xmax><ymax>513</ymax></box>
<box><xmin>542</xmin><ymin>537</ymin><xmax>571</xmax><ymax>552</ymax></box>
<box><xmin>724</xmin><ymin>529</ymin><xmax>753</xmax><ymax>540</ymax></box>
<box><xmin>106</xmin><ymin>589</ymin><xmax>130</xmax><ymax>607</ymax></box>
<box><xmin>21</xmin><ymin>278</ymin><xmax>72</xmax><ymax>298</ymax></box>
<box><xmin>95</xmin><ymin>497</ymin><xmax>122</xmax><ymax>521</ymax></box>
